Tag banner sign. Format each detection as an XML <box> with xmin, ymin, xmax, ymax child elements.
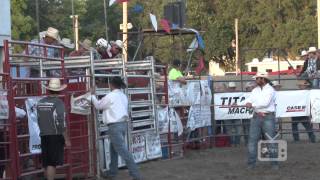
<box><xmin>214</xmin><ymin>92</ymin><xmax>253</xmax><ymax>120</ymax></box>
<box><xmin>25</xmin><ymin>98</ymin><xmax>42</xmax><ymax>154</ymax></box>
<box><xmin>146</xmin><ymin>132</ymin><xmax>162</xmax><ymax>159</ymax></box>
<box><xmin>275</xmin><ymin>90</ymin><xmax>310</xmax><ymax>118</ymax></box>
<box><xmin>132</xmin><ymin>133</ymin><xmax>147</xmax><ymax>163</ymax></box>
<box><xmin>310</xmin><ymin>90</ymin><xmax>320</xmax><ymax>123</ymax></box>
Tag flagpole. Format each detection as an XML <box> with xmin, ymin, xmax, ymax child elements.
<box><xmin>235</xmin><ymin>18</ymin><xmax>239</xmax><ymax>74</ymax></box>
<box><xmin>123</xmin><ymin>1</ymin><xmax>128</xmax><ymax>62</ymax></box>
<box><xmin>318</xmin><ymin>0</ymin><xmax>320</xmax><ymax>48</ymax></box>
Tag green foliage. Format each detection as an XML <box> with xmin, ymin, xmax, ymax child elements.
<box><xmin>11</xmin><ymin>0</ymin><xmax>319</xmax><ymax>71</ymax></box>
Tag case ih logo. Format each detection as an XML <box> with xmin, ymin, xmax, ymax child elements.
<box><xmin>286</xmin><ymin>106</ymin><xmax>306</xmax><ymax>112</ymax></box>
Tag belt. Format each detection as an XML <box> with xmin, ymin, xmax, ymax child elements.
<box><xmin>254</xmin><ymin>112</ymin><xmax>274</xmax><ymax>116</ymax></box>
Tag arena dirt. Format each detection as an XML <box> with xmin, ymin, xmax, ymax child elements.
<box><xmin>115</xmin><ymin>142</ymin><xmax>320</xmax><ymax>180</ymax></box>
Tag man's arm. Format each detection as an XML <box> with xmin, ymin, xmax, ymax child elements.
<box><xmin>91</xmin><ymin>95</ymin><xmax>111</xmax><ymax>110</ymax></box>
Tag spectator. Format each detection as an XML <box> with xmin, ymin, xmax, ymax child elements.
<box><xmin>271</xmin><ymin>81</ymin><xmax>282</xmax><ymax>91</ymax></box>
<box><xmin>37</xmin><ymin>78</ymin><xmax>70</xmax><ymax>180</ymax></box>
<box><xmin>59</xmin><ymin>38</ymin><xmax>75</xmax><ymax>57</ymax></box>
<box><xmin>244</xmin><ymin>73</ymin><xmax>278</xmax><ymax>170</ymax></box>
<box><xmin>291</xmin><ymin>80</ymin><xmax>316</xmax><ymax>143</ymax></box>
<box><xmin>168</xmin><ymin>59</ymin><xmax>187</xmax><ymax>84</ymax></box>
<box><xmin>90</xmin><ymin>77</ymin><xmax>142</xmax><ymax>180</ymax></box>
<box><xmin>225</xmin><ymin>82</ymin><xmax>241</xmax><ymax>147</ymax></box>
<box><xmin>69</xmin><ymin>39</ymin><xmax>92</xmax><ymax>57</ymax></box>
<box><xmin>300</xmin><ymin>47</ymin><xmax>320</xmax><ymax>87</ymax></box>
<box><xmin>95</xmin><ymin>38</ymin><xmax>123</xmax><ymax>59</ymax></box>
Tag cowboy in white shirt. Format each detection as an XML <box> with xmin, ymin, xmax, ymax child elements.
<box><xmin>90</xmin><ymin>77</ymin><xmax>141</xmax><ymax>180</ymax></box>
<box><xmin>244</xmin><ymin>73</ymin><xmax>278</xmax><ymax>170</ymax></box>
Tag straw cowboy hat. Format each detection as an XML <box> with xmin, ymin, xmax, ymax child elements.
<box><xmin>253</xmin><ymin>72</ymin><xmax>269</xmax><ymax>80</ymax></box>
<box><xmin>297</xmin><ymin>80</ymin><xmax>311</xmax><ymax>86</ymax></box>
<box><xmin>228</xmin><ymin>82</ymin><xmax>236</xmax><ymax>88</ymax></box>
<box><xmin>300</xmin><ymin>50</ymin><xmax>308</xmax><ymax>57</ymax></box>
<box><xmin>44</xmin><ymin>78</ymin><xmax>67</xmax><ymax>91</ymax></box>
<box><xmin>60</xmin><ymin>38</ymin><xmax>74</xmax><ymax>49</ymax></box>
<box><xmin>308</xmin><ymin>47</ymin><xmax>317</xmax><ymax>53</ymax></box>
<box><xmin>112</xmin><ymin>40</ymin><xmax>123</xmax><ymax>49</ymax></box>
<box><xmin>45</xmin><ymin>27</ymin><xmax>60</xmax><ymax>41</ymax></box>
<box><xmin>272</xmin><ymin>81</ymin><xmax>282</xmax><ymax>87</ymax></box>
<box><xmin>79</xmin><ymin>39</ymin><xmax>92</xmax><ymax>50</ymax></box>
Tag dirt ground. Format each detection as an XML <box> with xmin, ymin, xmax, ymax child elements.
<box><xmin>113</xmin><ymin>141</ymin><xmax>320</xmax><ymax>180</ymax></box>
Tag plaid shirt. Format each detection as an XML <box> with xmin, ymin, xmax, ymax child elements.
<box><xmin>25</xmin><ymin>39</ymin><xmax>59</xmax><ymax>58</ymax></box>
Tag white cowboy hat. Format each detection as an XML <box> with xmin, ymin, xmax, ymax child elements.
<box><xmin>60</xmin><ymin>38</ymin><xmax>74</xmax><ymax>49</ymax></box>
<box><xmin>297</xmin><ymin>80</ymin><xmax>310</xmax><ymax>86</ymax></box>
<box><xmin>308</xmin><ymin>47</ymin><xmax>317</xmax><ymax>53</ymax></box>
<box><xmin>300</xmin><ymin>50</ymin><xmax>308</xmax><ymax>57</ymax></box>
<box><xmin>44</xmin><ymin>78</ymin><xmax>67</xmax><ymax>91</ymax></box>
<box><xmin>272</xmin><ymin>81</ymin><xmax>282</xmax><ymax>87</ymax></box>
<box><xmin>228</xmin><ymin>82</ymin><xmax>236</xmax><ymax>88</ymax></box>
<box><xmin>245</xmin><ymin>81</ymin><xmax>256</xmax><ymax>88</ymax></box>
<box><xmin>79</xmin><ymin>39</ymin><xmax>92</xmax><ymax>50</ymax></box>
<box><xmin>113</xmin><ymin>40</ymin><xmax>123</xmax><ymax>49</ymax></box>
<box><xmin>253</xmin><ymin>72</ymin><xmax>269</xmax><ymax>80</ymax></box>
<box><xmin>45</xmin><ymin>27</ymin><xmax>60</xmax><ymax>41</ymax></box>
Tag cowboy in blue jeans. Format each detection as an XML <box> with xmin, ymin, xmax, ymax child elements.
<box><xmin>244</xmin><ymin>73</ymin><xmax>279</xmax><ymax>170</ymax></box>
<box><xmin>91</xmin><ymin>77</ymin><xmax>142</xmax><ymax>180</ymax></box>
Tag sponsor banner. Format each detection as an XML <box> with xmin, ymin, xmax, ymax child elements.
<box><xmin>214</xmin><ymin>92</ymin><xmax>253</xmax><ymax>120</ymax></box>
<box><xmin>25</xmin><ymin>98</ymin><xmax>42</xmax><ymax>154</ymax></box>
<box><xmin>146</xmin><ymin>132</ymin><xmax>162</xmax><ymax>159</ymax></box>
<box><xmin>275</xmin><ymin>90</ymin><xmax>310</xmax><ymax>118</ymax></box>
<box><xmin>132</xmin><ymin>133</ymin><xmax>147</xmax><ymax>163</ymax></box>
<box><xmin>310</xmin><ymin>90</ymin><xmax>320</xmax><ymax>123</ymax></box>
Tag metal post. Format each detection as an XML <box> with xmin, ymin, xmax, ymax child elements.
<box><xmin>103</xmin><ymin>0</ymin><xmax>109</xmax><ymax>40</ymax></box>
<box><xmin>235</xmin><ymin>18</ymin><xmax>239</xmax><ymax>74</ymax></box>
<box><xmin>123</xmin><ymin>2</ymin><xmax>128</xmax><ymax>62</ymax></box>
<box><xmin>318</xmin><ymin>0</ymin><xmax>320</xmax><ymax>48</ymax></box>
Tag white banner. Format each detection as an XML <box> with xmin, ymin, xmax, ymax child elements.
<box><xmin>275</xmin><ymin>90</ymin><xmax>310</xmax><ymax>118</ymax></box>
<box><xmin>214</xmin><ymin>92</ymin><xmax>253</xmax><ymax>120</ymax></box>
<box><xmin>131</xmin><ymin>133</ymin><xmax>147</xmax><ymax>163</ymax></box>
<box><xmin>0</xmin><ymin>90</ymin><xmax>9</xmax><ymax>119</ymax></box>
<box><xmin>146</xmin><ymin>132</ymin><xmax>162</xmax><ymax>159</ymax></box>
<box><xmin>25</xmin><ymin>98</ymin><xmax>42</xmax><ymax>154</ymax></box>
<box><xmin>310</xmin><ymin>90</ymin><xmax>320</xmax><ymax>123</ymax></box>
<box><xmin>70</xmin><ymin>92</ymin><xmax>91</xmax><ymax>115</ymax></box>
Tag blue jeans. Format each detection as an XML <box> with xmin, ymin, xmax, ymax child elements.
<box><xmin>225</xmin><ymin>119</ymin><xmax>241</xmax><ymax>145</ymax></box>
<box><xmin>242</xmin><ymin>119</ymin><xmax>251</xmax><ymax>145</ymax></box>
<box><xmin>248</xmin><ymin>113</ymin><xmax>277</xmax><ymax>166</ymax></box>
<box><xmin>292</xmin><ymin>116</ymin><xmax>316</xmax><ymax>142</ymax></box>
<box><xmin>108</xmin><ymin>122</ymin><xmax>141</xmax><ymax>179</ymax></box>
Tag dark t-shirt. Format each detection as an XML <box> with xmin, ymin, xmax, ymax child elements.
<box><xmin>37</xmin><ymin>96</ymin><xmax>66</xmax><ymax>136</ymax></box>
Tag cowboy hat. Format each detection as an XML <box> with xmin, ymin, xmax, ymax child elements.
<box><xmin>272</xmin><ymin>81</ymin><xmax>282</xmax><ymax>87</ymax></box>
<box><xmin>297</xmin><ymin>80</ymin><xmax>310</xmax><ymax>86</ymax></box>
<box><xmin>308</xmin><ymin>47</ymin><xmax>317</xmax><ymax>53</ymax></box>
<box><xmin>45</xmin><ymin>27</ymin><xmax>60</xmax><ymax>41</ymax></box>
<box><xmin>44</xmin><ymin>78</ymin><xmax>67</xmax><ymax>91</ymax></box>
<box><xmin>253</xmin><ymin>72</ymin><xmax>269</xmax><ymax>80</ymax></box>
<box><xmin>228</xmin><ymin>82</ymin><xmax>236</xmax><ymax>88</ymax></box>
<box><xmin>112</xmin><ymin>40</ymin><xmax>123</xmax><ymax>49</ymax></box>
<box><xmin>60</xmin><ymin>38</ymin><xmax>74</xmax><ymax>49</ymax></box>
<box><xmin>79</xmin><ymin>39</ymin><xmax>92</xmax><ymax>50</ymax></box>
<box><xmin>245</xmin><ymin>81</ymin><xmax>256</xmax><ymax>88</ymax></box>
<box><xmin>300</xmin><ymin>50</ymin><xmax>308</xmax><ymax>57</ymax></box>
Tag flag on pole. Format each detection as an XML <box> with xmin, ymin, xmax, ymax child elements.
<box><xmin>150</xmin><ymin>13</ymin><xmax>158</xmax><ymax>31</ymax></box>
<box><xmin>195</xmin><ymin>56</ymin><xmax>205</xmax><ymax>75</ymax></box>
<box><xmin>160</xmin><ymin>19</ymin><xmax>171</xmax><ymax>33</ymax></box>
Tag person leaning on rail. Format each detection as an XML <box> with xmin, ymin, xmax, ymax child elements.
<box><xmin>291</xmin><ymin>80</ymin><xmax>316</xmax><ymax>143</ymax></box>
<box><xmin>241</xmin><ymin>73</ymin><xmax>279</xmax><ymax>170</ymax></box>
<box><xmin>168</xmin><ymin>59</ymin><xmax>187</xmax><ymax>84</ymax></box>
